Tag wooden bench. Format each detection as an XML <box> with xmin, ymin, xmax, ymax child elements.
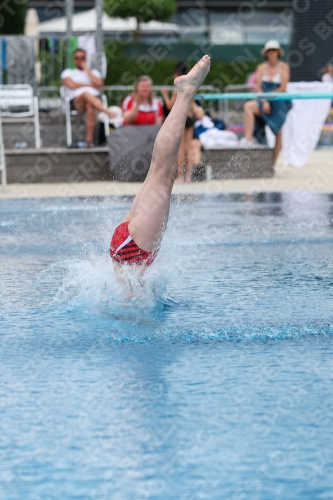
<box><xmin>0</xmin><ymin>84</ymin><xmax>40</xmax><ymax>150</ymax></box>
<box><xmin>203</xmin><ymin>147</ymin><xmax>274</xmax><ymax>179</ymax></box>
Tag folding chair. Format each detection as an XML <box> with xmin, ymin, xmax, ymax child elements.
<box><xmin>0</xmin><ymin>84</ymin><xmax>40</xmax><ymax>150</ymax></box>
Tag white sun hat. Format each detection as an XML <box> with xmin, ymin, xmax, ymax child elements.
<box><xmin>261</xmin><ymin>40</ymin><xmax>284</xmax><ymax>57</ymax></box>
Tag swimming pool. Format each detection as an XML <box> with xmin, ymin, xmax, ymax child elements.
<box><xmin>1</xmin><ymin>192</ymin><xmax>333</xmax><ymax>499</ymax></box>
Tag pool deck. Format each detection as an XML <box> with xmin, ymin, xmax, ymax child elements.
<box><xmin>1</xmin><ymin>149</ymin><xmax>333</xmax><ymax>199</ymax></box>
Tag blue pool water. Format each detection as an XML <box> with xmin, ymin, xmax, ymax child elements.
<box><xmin>1</xmin><ymin>192</ymin><xmax>333</xmax><ymax>499</ymax></box>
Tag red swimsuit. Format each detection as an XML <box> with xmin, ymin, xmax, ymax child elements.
<box><xmin>110</xmin><ymin>222</ymin><xmax>157</xmax><ymax>266</ymax></box>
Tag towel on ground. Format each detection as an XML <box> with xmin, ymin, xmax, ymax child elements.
<box><xmin>267</xmin><ymin>81</ymin><xmax>333</xmax><ymax>167</ymax></box>
<box><xmin>194</xmin><ymin>115</ymin><xmax>238</xmax><ymax>149</ymax></box>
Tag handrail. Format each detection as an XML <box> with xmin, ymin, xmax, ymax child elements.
<box><xmin>37</xmin><ymin>85</ymin><xmax>221</xmax><ymax>93</ymax></box>
<box><xmin>197</xmin><ymin>92</ymin><xmax>333</xmax><ymax>101</ymax></box>
<box><xmin>103</xmin><ymin>85</ymin><xmax>220</xmax><ymax>92</ymax></box>
<box><xmin>224</xmin><ymin>84</ymin><xmax>254</xmax><ymax>92</ymax></box>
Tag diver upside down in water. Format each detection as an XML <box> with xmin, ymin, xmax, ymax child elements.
<box><xmin>110</xmin><ymin>55</ymin><xmax>211</xmax><ymax>267</ymax></box>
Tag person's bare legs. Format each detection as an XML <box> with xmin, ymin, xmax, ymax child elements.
<box><xmin>189</xmin><ymin>138</ymin><xmax>202</xmax><ymax>167</ymax></box>
<box><xmin>85</xmin><ymin>103</ymin><xmax>96</xmax><ymax>143</ymax></box>
<box><xmin>74</xmin><ymin>91</ymin><xmax>116</xmax><ymax>118</ymax></box>
<box><xmin>274</xmin><ymin>131</ymin><xmax>282</xmax><ymax>164</ymax></box>
<box><xmin>74</xmin><ymin>92</ymin><xmax>117</xmax><ymax>146</ymax></box>
<box><xmin>183</xmin><ymin>126</ymin><xmax>194</xmax><ymax>183</ymax></box>
<box><xmin>124</xmin><ymin>55</ymin><xmax>210</xmax><ymax>252</ymax></box>
<box><xmin>187</xmin><ymin>138</ymin><xmax>203</xmax><ymax>180</ymax></box>
<box><xmin>244</xmin><ymin>100</ymin><xmax>261</xmax><ymax>141</ymax></box>
<box><xmin>176</xmin><ymin>129</ymin><xmax>193</xmax><ymax>183</ymax></box>
<box><xmin>122</xmin><ymin>167</ymin><xmax>154</xmax><ymax>226</ymax></box>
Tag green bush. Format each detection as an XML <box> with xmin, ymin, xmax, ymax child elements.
<box><xmin>0</xmin><ymin>0</ymin><xmax>28</xmax><ymax>34</ymax></box>
<box><xmin>104</xmin><ymin>0</ymin><xmax>176</xmax><ymax>23</ymax></box>
<box><xmin>104</xmin><ymin>42</ymin><xmax>257</xmax><ymax>89</ymax></box>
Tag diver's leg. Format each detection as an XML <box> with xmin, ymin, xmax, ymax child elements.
<box><xmin>122</xmin><ymin>162</ymin><xmax>154</xmax><ymax>224</ymax></box>
<box><xmin>176</xmin><ymin>132</ymin><xmax>187</xmax><ymax>183</ymax></box>
<box><xmin>122</xmin><ymin>126</ymin><xmax>163</xmax><ymax>224</ymax></box>
<box><xmin>126</xmin><ymin>55</ymin><xmax>210</xmax><ymax>252</ymax></box>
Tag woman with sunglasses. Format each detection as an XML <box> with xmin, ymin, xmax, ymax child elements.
<box><xmin>61</xmin><ymin>48</ymin><xmax>116</xmax><ymax>148</ymax></box>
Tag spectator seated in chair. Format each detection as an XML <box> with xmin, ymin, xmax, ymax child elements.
<box><xmin>121</xmin><ymin>76</ymin><xmax>164</xmax><ymax>126</ymax></box>
<box><xmin>61</xmin><ymin>48</ymin><xmax>116</xmax><ymax>148</ymax></box>
<box><xmin>240</xmin><ymin>40</ymin><xmax>291</xmax><ymax>167</ymax></box>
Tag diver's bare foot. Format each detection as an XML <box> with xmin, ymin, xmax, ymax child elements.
<box><xmin>174</xmin><ymin>55</ymin><xmax>211</xmax><ymax>95</ymax></box>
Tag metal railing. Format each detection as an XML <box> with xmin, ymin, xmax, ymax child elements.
<box><xmin>222</xmin><ymin>84</ymin><xmax>254</xmax><ymax>122</ymax></box>
<box><xmin>195</xmin><ymin>91</ymin><xmax>333</xmax><ymax>144</ymax></box>
<box><xmin>37</xmin><ymin>86</ymin><xmax>62</xmax><ymax>110</ymax></box>
<box><xmin>199</xmin><ymin>92</ymin><xmax>333</xmax><ymax>100</ymax></box>
<box><xmin>36</xmin><ymin>85</ymin><xmax>221</xmax><ymax>112</ymax></box>
<box><xmin>103</xmin><ymin>85</ymin><xmax>221</xmax><ymax>114</ymax></box>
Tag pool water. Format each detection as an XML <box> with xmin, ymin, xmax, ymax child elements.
<box><xmin>1</xmin><ymin>192</ymin><xmax>333</xmax><ymax>499</ymax></box>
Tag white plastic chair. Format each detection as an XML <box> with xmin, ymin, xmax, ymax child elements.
<box><xmin>60</xmin><ymin>86</ymin><xmax>110</xmax><ymax>147</ymax></box>
<box><xmin>0</xmin><ymin>111</ymin><xmax>7</xmax><ymax>192</ymax></box>
<box><xmin>0</xmin><ymin>84</ymin><xmax>40</xmax><ymax>150</ymax></box>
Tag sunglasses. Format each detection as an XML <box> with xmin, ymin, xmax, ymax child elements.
<box><xmin>74</xmin><ymin>55</ymin><xmax>86</xmax><ymax>60</ymax></box>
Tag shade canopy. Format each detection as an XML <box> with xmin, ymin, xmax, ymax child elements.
<box><xmin>39</xmin><ymin>8</ymin><xmax>180</xmax><ymax>35</ymax></box>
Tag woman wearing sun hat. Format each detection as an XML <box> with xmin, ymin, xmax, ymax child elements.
<box><xmin>241</xmin><ymin>40</ymin><xmax>292</xmax><ymax>166</ymax></box>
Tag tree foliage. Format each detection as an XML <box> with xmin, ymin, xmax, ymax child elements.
<box><xmin>104</xmin><ymin>42</ymin><xmax>257</xmax><ymax>89</ymax></box>
<box><xmin>0</xmin><ymin>0</ymin><xmax>28</xmax><ymax>34</ymax></box>
<box><xmin>104</xmin><ymin>0</ymin><xmax>177</xmax><ymax>25</ymax></box>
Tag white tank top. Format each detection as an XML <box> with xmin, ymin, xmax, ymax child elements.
<box><xmin>262</xmin><ymin>64</ymin><xmax>282</xmax><ymax>84</ymax></box>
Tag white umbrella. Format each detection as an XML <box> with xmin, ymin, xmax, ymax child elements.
<box><xmin>24</xmin><ymin>8</ymin><xmax>39</xmax><ymax>36</ymax></box>
<box><xmin>24</xmin><ymin>8</ymin><xmax>41</xmax><ymax>83</ymax></box>
<box><xmin>39</xmin><ymin>8</ymin><xmax>180</xmax><ymax>35</ymax></box>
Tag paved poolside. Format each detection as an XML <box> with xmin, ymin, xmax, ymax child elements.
<box><xmin>1</xmin><ymin>149</ymin><xmax>333</xmax><ymax>199</ymax></box>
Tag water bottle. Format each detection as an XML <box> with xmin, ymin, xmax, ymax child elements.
<box><xmin>71</xmin><ymin>142</ymin><xmax>87</xmax><ymax>148</ymax></box>
<box><xmin>14</xmin><ymin>142</ymin><xmax>28</xmax><ymax>149</ymax></box>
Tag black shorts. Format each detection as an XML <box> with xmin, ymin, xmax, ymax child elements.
<box><xmin>185</xmin><ymin>116</ymin><xmax>195</xmax><ymax>129</ymax></box>
<box><xmin>70</xmin><ymin>94</ymin><xmax>102</xmax><ymax>111</ymax></box>
<box><xmin>163</xmin><ymin>100</ymin><xmax>196</xmax><ymax>128</ymax></box>
<box><xmin>70</xmin><ymin>99</ymin><xmax>76</xmax><ymax>111</ymax></box>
